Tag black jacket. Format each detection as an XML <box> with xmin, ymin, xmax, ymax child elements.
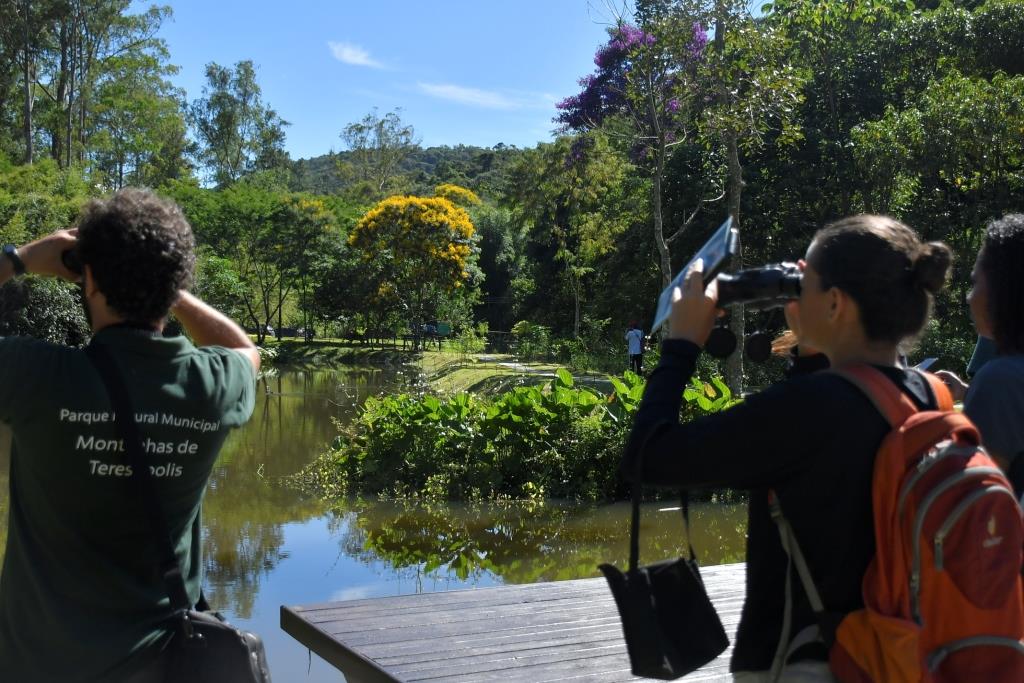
<box><xmin>624</xmin><ymin>339</ymin><xmax>935</xmax><ymax>672</ymax></box>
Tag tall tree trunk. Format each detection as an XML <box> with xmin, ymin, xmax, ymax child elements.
<box><xmin>65</xmin><ymin>8</ymin><xmax>78</xmax><ymax>170</ymax></box>
<box><xmin>78</xmin><ymin>36</ymin><xmax>92</xmax><ymax>165</ymax></box>
<box><xmin>53</xmin><ymin>20</ymin><xmax>69</xmax><ymax>164</ymax></box>
<box><xmin>716</xmin><ymin>3</ymin><xmax>745</xmax><ymax>395</ymax></box>
<box><xmin>21</xmin><ymin>0</ymin><xmax>33</xmax><ymax>164</ymax></box>
<box><xmin>652</xmin><ymin>162</ymin><xmax>672</xmax><ymax>289</ymax></box>
<box><xmin>276</xmin><ymin>280</ymin><xmax>284</xmax><ymax>331</ymax></box>
<box><xmin>723</xmin><ymin>132</ymin><xmax>744</xmax><ymax>395</ymax></box>
<box><xmin>573</xmin><ymin>272</ymin><xmax>581</xmax><ymax>339</ymax></box>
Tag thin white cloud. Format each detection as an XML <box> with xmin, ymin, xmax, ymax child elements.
<box><xmin>328</xmin><ymin>41</ymin><xmax>383</xmax><ymax>69</ymax></box>
<box><xmin>417</xmin><ymin>82</ymin><xmax>522</xmax><ymax>110</ymax></box>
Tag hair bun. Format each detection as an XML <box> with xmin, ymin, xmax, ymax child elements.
<box><xmin>913</xmin><ymin>242</ymin><xmax>953</xmax><ymax>293</ymax></box>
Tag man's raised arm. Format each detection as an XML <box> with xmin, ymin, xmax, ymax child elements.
<box><xmin>171</xmin><ymin>291</ymin><xmax>260</xmax><ymax>372</ymax></box>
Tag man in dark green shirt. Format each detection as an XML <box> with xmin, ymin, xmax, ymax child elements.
<box><xmin>0</xmin><ymin>189</ymin><xmax>260</xmax><ymax>681</ymax></box>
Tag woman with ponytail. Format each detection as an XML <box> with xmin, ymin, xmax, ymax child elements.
<box><xmin>625</xmin><ymin>215</ymin><xmax>953</xmax><ymax>682</ymax></box>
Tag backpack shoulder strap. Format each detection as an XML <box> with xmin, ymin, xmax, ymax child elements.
<box><xmin>831</xmin><ymin>364</ymin><xmax>918</xmax><ymax>427</ymax></box>
<box><xmin>921</xmin><ymin>371</ymin><xmax>954</xmax><ymax>412</ymax></box>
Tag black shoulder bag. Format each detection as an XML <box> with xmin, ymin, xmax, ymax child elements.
<box><xmin>86</xmin><ymin>343</ymin><xmax>272</xmax><ymax>683</ymax></box>
<box><xmin>598</xmin><ymin>445</ymin><xmax>728</xmax><ymax>679</ymax></box>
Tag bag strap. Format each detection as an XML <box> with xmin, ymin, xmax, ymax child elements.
<box><xmin>767</xmin><ymin>489</ymin><xmax>827</xmax><ymax>681</ymax></box>
<box><xmin>85</xmin><ymin>343</ymin><xmax>193</xmax><ymax>614</ymax></box>
<box><xmin>630</xmin><ymin>422</ymin><xmax>695</xmax><ymax>573</ymax></box>
<box><xmin>834</xmin><ymin>365</ymin><xmax>952</xmax><ymax>423</ymax></box>
<box><xmin>922</xmin><ymin>372</ymin><xmax>954</xmax><ymax>411</ymax></box>
<box><xmin>768</xmin><ymin>492</ymin><xmax>826</xmax><ymax>613</ymax></box>
<box><xmin>831</xmin><ymin>365</ymin><xmax>918</xmax><ymax>427</ymax></box>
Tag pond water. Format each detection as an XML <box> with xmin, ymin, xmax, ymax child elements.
<box><xmin>0</xmin><ymin>365</ymin><xmax>749</xmax><ymax>682</ymax></box>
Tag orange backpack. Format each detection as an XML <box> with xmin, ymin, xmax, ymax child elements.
<box><xmin>772</xmin><ymin>365</ymin><xmax>1024</xmax><ymax>682</ymax></box>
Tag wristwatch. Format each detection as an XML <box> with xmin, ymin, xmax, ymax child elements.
<box><xmin>2</xmin><ymin>244</ymin><xmax>25</xmax><ymax>276</ymax></box>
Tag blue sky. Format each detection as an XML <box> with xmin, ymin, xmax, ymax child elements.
<box><xmin>140</xmin><ymin>1</ymin><xmax>620</xmax><ymax>160</ymax></box>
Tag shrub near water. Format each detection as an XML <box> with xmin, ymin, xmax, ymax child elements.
<box><xmin>295</xmin><ymin>369</ymin><xmax>739</xmax><ymax>502</ymax></box>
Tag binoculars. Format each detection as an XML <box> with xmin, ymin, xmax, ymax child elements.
<box><xmin>62</xmin><ymin>249</ymin><xmax>82</xmax><ymax>275</ymax></box>
<box><xmin>716</xmin><ymin>262</ymin><xmax>802</xmax><ymax>310</ymax></box>
<box><xmin>653</xmin><ymin>219</ymin><xmax>804</xmax><ymax>361</ymax></box>
<box><xmin>705</xmin><ymin>263</ymin><xmax>803</xmax><ymax>361</ymax></box>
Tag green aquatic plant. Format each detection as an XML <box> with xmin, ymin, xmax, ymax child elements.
<box><xmin>292</xmin><ymin>368</ymin><xmax>739</xmax><ymax>501</ymax></box>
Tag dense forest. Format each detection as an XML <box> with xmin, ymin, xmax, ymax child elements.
<box><xmin>1</xmin><ymin>0</ymin><xmax>1023</xmax><ymax>388</ymax></box>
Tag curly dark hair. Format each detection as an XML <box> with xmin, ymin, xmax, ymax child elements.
<box><xmin>76</xmin><ymin>188</ymin><xmax>195</xmax><ymax>324</ymax></box>
<box><xmin>811</xmin><ymin>215</ymin><xmax>953</xmax><ymax>344</ymax></box>
<box><xmin>979</xmin><ymin>214</ymin><xmax>1024</xmax><ymax>355</ymax></box>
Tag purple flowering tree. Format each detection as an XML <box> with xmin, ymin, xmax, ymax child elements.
<box><xmin>556</xmin><ymin>19</ymin><xmax>717</xmax><ymax>288</ymax></box>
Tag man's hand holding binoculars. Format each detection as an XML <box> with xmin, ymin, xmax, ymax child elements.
<box><xmin>3</xmin><ymin>228</ymin><xmax>81</xmax><ymax>284</ymax></box>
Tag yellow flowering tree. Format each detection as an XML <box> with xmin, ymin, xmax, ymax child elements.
<box><xmin>434</xmin><ymin>183</ymin><xmax>481</xmax><ymax>208</ymax></box>
<box><xmin>348</xmin><ymin>194</ymin><xmax>478</xmax><ymax>334</ymax></box>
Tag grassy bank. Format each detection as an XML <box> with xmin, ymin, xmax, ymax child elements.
<box><xmin>256</xmin><ymin>338</ymin><xmax>607</xmax><ymax>394</ymax></box>
<box><xmin>418</xmin><ymin>350</ymin><xmax>611</xmax><ymax>394</ymax></box>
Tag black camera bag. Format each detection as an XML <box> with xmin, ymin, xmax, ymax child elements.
<box><xmin>599</xmin><ymin>443</ymin><xmax>728</xmax><ymax>679</ymax></box>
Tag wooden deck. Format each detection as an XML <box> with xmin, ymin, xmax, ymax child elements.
<box><xmin>281</xmin><ymin>562</ymin><xmax>745</xmax><ymax>682</ymax></box>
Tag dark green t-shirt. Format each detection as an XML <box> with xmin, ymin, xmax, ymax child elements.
<box><xmin>0</xmin><ymin>327</ymin><xmax>255</xmax><ymax>681</ymax></box>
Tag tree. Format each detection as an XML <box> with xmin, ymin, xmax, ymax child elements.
<box><xmin>169</xmin><ymin>182</ymin><xmax>336</xmax><ymax>345</ymax></box>
<box><xmin>338</xmin><ymin>108</ymin><xmax>419</xmax><ymax>198</ymax></box>
<box><xmin>472</xmin><ymin>205</ymin><xmax>526</xmax><ymax>332</ymax></box>
<box><xmin>692</xmin><ymin>0</ymin><xmax>805</xmax><ymax>392</ymax></box>
<box><xmin>434</xmin><ymin>182</ymin><xmax>481</xmax><ymax>208</ymax></box>
<box><xmin>89</xmin><ymin>51</ymin><xmax>189</xmax><ymax>189</ymax></box>
<box><xmin>229</xmin><ymin>190</ymin><xmax>333</xmax><ymax>344</ymax></box>
<box><xmin>0</xmin><ymin>158</ymin><xmax>89</xmax><ymax>345</ymax></box>
<box><xmin>9</xmin><ymin>0</ymin><xmax>60</xmax><ymax>164</ymax></box>
<box><xmin>0</xmin><ymin>3</ymin><xmax>20</xmax><ymax>143</ymax></box>
<box><xmin>0</xmin><ymin>1</ymin><xmax>188</xmax><ymax>182</ymax></box>
<box><xmin>192</xmin><ymin>249</ymin><xmax>247</xmax><ymax>323</ymax></box>
<box><xmin>0</xmin><ymin>276</ymin><xmax>89</xmax><ymax>346</ymax></box>
<box><xmin>28</xmin><ymin>2</ymin><xmax>179</xmax><ymax>172</ymax></box>
<box><xmin>189</xmin><ymin>60</ymin><xmax>290</xmax><ymax>187</ymax></box>
<box><xmin>556</xmin><ymin>16</ymin><xmax>714</xmax><ymax>289</ymax></box>
<box><xmin>348</xmin><ymin>194</ymin><xmax>478</xmax><ymax>339</ymax></box>
<box><xmin>506</xmin><ymin>135</ymin><xmax>638</xmax><ymax>338</ymax></box>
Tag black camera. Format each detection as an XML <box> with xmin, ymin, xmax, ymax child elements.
<box><xmin>716</xmin><ymin>262</ymin><xmax>802</xmax><ymax>310</ymax></box>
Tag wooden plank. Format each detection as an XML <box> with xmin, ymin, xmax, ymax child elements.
<box><xmin>281</xmin><ymin>605</ymin><xmax>399</xmax><ymax>683</ymax></box>
<box><xmin>364</xmin><ymin>604</ymin><xmax>744</xmax><ymax>665</ymax></box>
<box><xmin>322</xmin><ymin>595</ymin><xmax>745</xmax><ymax>649</ymax></box>
<box><xmin>307</xmin><ymin>586</ymin><xmax>747</xmax><ymax>640</ymax></box>
<box><xmin>282</xmin><ymin>562</ymin><xmax>746</xmax><ymax>682</ymax></box>
<box><xmin>297</xmin><ymin>563</ymin><xmax>744</xmax><ymax>615</ymax></box>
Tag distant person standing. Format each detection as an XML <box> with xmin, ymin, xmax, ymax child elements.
<box><xmin>625</xmin><ymin>321</ymin><xmax>644</xmax><ymax>375</ymax></box>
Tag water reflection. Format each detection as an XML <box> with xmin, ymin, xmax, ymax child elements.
<box><xmin>0</xmin><ymin>366</ymin><xmax>749</xmax><ymax>682</ymax></box>
<box><xmin>337</xmin><ymin>499</ymin><xmax>747</xmax><ymax>589</ymax></box>
<box><xmin>200</xmin><ymin>367</ymin><xmax>410</xmax><ymax>618</ymax></box>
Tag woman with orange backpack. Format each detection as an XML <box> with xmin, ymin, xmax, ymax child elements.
<box><xmin>626</xmin><ymin>214</ymin><xmax>1024</xmax><ymax>682</ymax></box>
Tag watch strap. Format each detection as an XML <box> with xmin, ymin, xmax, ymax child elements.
<box><xmin>3</xmin><ymin>244</ymin><xmax>25</xmax><ymax>276</ymax></box>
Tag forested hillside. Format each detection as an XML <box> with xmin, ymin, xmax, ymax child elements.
<box><xmin>290</xmin><ymin>144</ymin><xmax>525</xmax><ymax>198</ymax></box>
